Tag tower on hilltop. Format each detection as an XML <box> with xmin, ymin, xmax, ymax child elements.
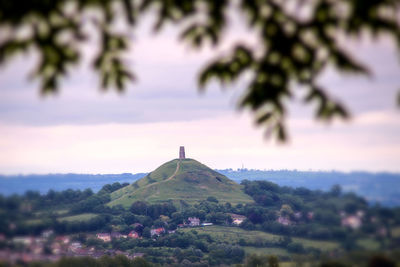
<box><xmin>179</xmin><ymin>146</ymin><xmax>185</xmax><ymax>159</ymax></box>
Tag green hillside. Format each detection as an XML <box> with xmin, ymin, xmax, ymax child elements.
<box><xmin>108</xmin><ymin>158</ymin><xmax>253</xmax><ymax>207</ymax></box>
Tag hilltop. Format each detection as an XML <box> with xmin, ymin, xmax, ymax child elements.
<box><xmin>108</xmin><ymin>158</ymin><xmax>253</xmax><ymax>207</ymax></box>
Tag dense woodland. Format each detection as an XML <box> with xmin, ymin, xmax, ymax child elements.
<box><xmin>1</xmin><ymin>180</ymin><xmax>400</xmax><ymax>266</ymax></box>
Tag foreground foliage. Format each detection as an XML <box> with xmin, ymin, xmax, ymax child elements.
<box><xmin>0</xmin><ymin>255</ymin><xmax>152</xmax><ymax>267</ymax></box>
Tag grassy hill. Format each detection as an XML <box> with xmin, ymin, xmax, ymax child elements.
<box><xmin>108</xmin><ymin>159</ymin><xmax>253</xmax><ymax>207</ymax></box>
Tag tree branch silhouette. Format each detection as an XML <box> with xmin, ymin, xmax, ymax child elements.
<box><xmin>0</xmin><ymin>0</ymin><xmax>399</xmax><ymax>140</ymax></box>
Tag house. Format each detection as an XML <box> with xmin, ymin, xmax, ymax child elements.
<box><xmin>188</xmin><ymin>217</ymin><xmax>200</xmax><ymax>226</ymax></box>
<box><xmin>41</xmin><ymin>230</ymin><xmax>54</xmax><ymax>239</ymax></box>
<box><xmin>131</xmin><ymin>223</ymin><xmax>144</xmax><ymax>230</ymax></box>
<box><xmin>69</xmin><ymin>242</ymin><xmax>82</xmax><ymax>252</ymax></box>
<box><xmin>111</xmin><ymin>232</ymin><xmax>124</xmax><ymax>239</ymax></box>
<box><xmin>229</xmin><ymin>214</ymin><xmax>246</xmax><ymax>225</ymax></box>
<box><xmin>150</xmin><ymin>228</ymin><xmax>165</xmax><ymax>236</ymax></box>
<box><xmin>133</xmin><ymin>253</ymin><xmax>145</xmax><ymax>258</ymax></box>
<box><xmin>341</xmin><ymin>215</ymin><xmax>362</xmax><ymax>229</ymax></box>
<box><xmin>128</xmin><ymin>231</ymin><xmax>139</xmax><ymax>239</ymax></box>
<box><xmin>356</xmin><ymin>210</ymin><xmax>365</xmax><ymax>217</ymax></box>
<box><xmin>51</xmin><ymin>242</ymin><xmax>62</xmax><ymax>255</ymax></box>
<box><xmin>31</xmin><ymin>244</ymin><xmax>43</xmax><ymax>255</ymax></box>
<box><xmin>378</xmin><ymin>227</ymin><xmax>387</xmax><ymax>237</ymax></box>
<box><xmin>96</xmin><ymin>233</ymin><xmax>111</xmax><ymax>242</ymax></box>
<box><xmin>55</xmin><ymin>236</ymin><xmax>70</xmax><ymax>244</ymax></box>
<box><xmin>340</xmin><ymin>210</ymin><xmax>364</xmax><ymax>230</ymax></box>
<box><xmin>277</xmin><ymin>216</ymin><xmax>291</xmax><ymax>226</ymax></box>
<box><xmin>294</xmin><ymin>212</ymin><xmax>302</xmax><ymax>219</ymax></box>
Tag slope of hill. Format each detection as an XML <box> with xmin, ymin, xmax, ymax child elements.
<box><xmin>108</xmin><ymin>159</ymin><xmax>253</xmax><ymax>207</ymax></box>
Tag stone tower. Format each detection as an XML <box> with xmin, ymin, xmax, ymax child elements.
<box><xmin>179</xmin><ymin>146</ymin><xmax>185</xmax><ymax>159</ymax></box>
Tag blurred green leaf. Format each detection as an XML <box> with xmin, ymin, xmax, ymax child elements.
<box><xmin>397</xmin><ymin>90</ymin><xmax>400</xmax><ymax>107</ymax></box>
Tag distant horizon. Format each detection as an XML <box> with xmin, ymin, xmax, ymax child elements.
<box><xmin>1</xmin><ymin>167</ymin><xmax>399</xmax><ymax>207</ymax></box>
<box><xmin>1</xmin><ymin>167</ymin><xmax>400</xmax><ymax>177</ymax></box>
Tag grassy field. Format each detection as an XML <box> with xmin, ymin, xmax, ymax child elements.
<box><xmin>243</xmin><ymin>246</ymin><xmax>290</xmax><ymax>257</ymax></box>
<box><xmin>54</xmin><ymin>209</ymin><xmax>69</xmax><ymax>215</ymax></box>
<box><xmin>392</xmin><ymin>226</ymin><xmax>400</xmax><ymax>237</ymax></box>
<box><xmin>357</xmin><ymin>238</ymin><xmax>380</xmax><ymax>250</ymax></box>
<box><xmin>33</xmin><ymin>209</ymin><xmax>69</xmax><ymax>217</ymax></box>
<box><xmin>25</xmin><ymin>218</ymin><xmax>45</xmax><ymax>225</ymax></box>
<box><xmin>58</xmin><ymin>213</ymin><xmax>98</xmax><ymax>222</ymax></box>
<box><xmin>180</xmin><ymin>226</ymin><xmax>339</xmax><ymax>252</ymax></box>
<box><xmin>291</xmin><ymin>237</ymin><xmax>338</xmax><ymax>251</ymax></box>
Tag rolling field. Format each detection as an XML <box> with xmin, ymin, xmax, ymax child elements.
<box><xmin>357</xmin><ymin>238</ymin><xmax>380</xmax><ymax>250</ymax></box>
<box><xmin>180</xmin><ymin>226</ymin><xmax>339</xmax><ymax>252</ymax></box>
<box><xmin>243</xmin><ymin>246</ymin><xmax>290</xmax><ymax>257</ymax></box>
<box><xmin>392</xmin><ymin>226</ymin><xmax>400</xmax><ymax>237</ymax></box>
<box><xmin>58</xmin><ymin>213</ymin><xmax>98</xmax><ymax>222</ymax></box>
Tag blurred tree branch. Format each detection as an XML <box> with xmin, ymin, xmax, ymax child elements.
<box><xmin>0</xmin><ymin>0</ymin><xmax>399</xmax><ymax>141</ymax></box>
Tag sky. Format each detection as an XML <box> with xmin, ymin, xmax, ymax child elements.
<box><xmin>0</xmin><ymin>12</ymin><xmax>399</xmax><ymax>174</ymax></box>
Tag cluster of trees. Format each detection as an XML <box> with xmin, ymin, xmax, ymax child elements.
<box><xmin>0</xmin><ymin>189</ymin><xmax>236</xmax><ymax>238</ymax></box>
<box><xmin>240</xmin><ymin>180</ymin><xmax>400</xmax><ymax>245</ymax></box>
<box><xmin>2</xmin><ymin>179</ymin><xmax>400</xmax><ymax>265</ymax></box>
<box><xmin>0</xmin><ymin>188</ymin><xmax>94</xmax><ymax>212</ymax></box>
<box><xmin>1</xmin><ymin>252</ymin><xmax>398</xmax><ymax>267</ymax></box>
<box><xmin>0</xmin><ymin>183</ymin><xmax>130</xmax><ymax>236</ymax></box>
<box><xmin>3</xmin><ymin>180</ymin><xmax>400</xmax><ymax>245</ymax></box>
<box><xmin>98</xmin><ymin>183</ymin><xmax>130</xmax><ymax>194</ymax></box>
<box><xmin>0</xmin><ymin>188</ymin><xmax>93</xmax><ymax>235</ymax></box>
<box><xmin>70</xmin><ymin>183</ymin><xmax>130</xmax><ymax>213</ymax></box>
<box><xmin>130</xmin><ymin>201</ymin><xmax>177</xmax><ymax>219</ymax></box>
<box><xmin>0</xmin><ymin>255</ymin><xmax>152</xmax><ymax>267</ymax></box>
<box><xmin>88</xmin><ymin>230</ymin><xmax>245</xmax><ymax>266</ymax></box>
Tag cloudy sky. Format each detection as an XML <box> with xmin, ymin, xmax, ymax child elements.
<box><xmin>0</xmin><ymin>14</ymin><xmax>399</xmax><ymax>174</ymax></box>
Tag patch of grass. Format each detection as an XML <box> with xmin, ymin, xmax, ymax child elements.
<box><xmin>243</xmin><ymin>246</ymin><xmax>289</xmax><ymax>257</ymax></box>
<box><xmin>25</xmin><ymin>219</ymin><xmax>44</xmax><ymax>225</ymax></box>
<box><xmin>179</xmin><ymin>226</ymin><xmax>339</xmax><ymax>252</ymax></box>
<box><xmin>54</xmin><ymin>209</ymin><xmax>69</xmax><ymax>215</ymax></box>
<box><xmin>34</xmin><ymin>209</ymin><xmax>69</xmax><ymax>217</ymax></box>
<box><xmin>291</xmin><ymin>237</ymin><xmax>338</xmax><ymax>251</ymax></box>
<box><xmin>181</xmin><ymin>226</ymin><xmax>279</xmax><ymax>244</ymax></box>
<box><xmin>357</xmin><ymin>238</ymin><xmax>380</xmax><ymax>250</ymax></box>
<box><xmin>146</xmin><ymin>160</ymin><xmax>179</xmax><ymax>182</ymax></box>
<box><xmin>392</xmin><ymin>227</ymin><xmax>400</xmax><ymax>237</ymax></box>
<box><xmin>58</xmin><ymin>213</ymin><xmax>98</xmax><ymax>222</ymax></box>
